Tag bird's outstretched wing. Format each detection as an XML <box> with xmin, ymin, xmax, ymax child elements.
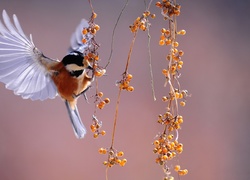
<box><xmin>69</xmin><ymin>19</ymin><xmax>92</xmax><ymax>53</ymax></box>
<box><xmin>0</xmin><ymin>10</ymin><xmax>58</xmax><ymax>101</ymax></box>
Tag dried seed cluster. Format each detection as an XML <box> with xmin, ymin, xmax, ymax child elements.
<box><xmin>156</xmin><ymin>0</ymin><xmax>181</xmax><ymax>18</ymax></box>
<box><xmin>99</xmin><ymin>147</ymin><xmax>127</xmax><ymax>167</ymax></box>
<box><xmin>129</xmin><ymin>11</ymin><xmax>155</xmax><ymax>33</ymax></box>
<box><xmin>117</xmin><ymin>73</ymin><xmax>134</xmax><ymax>92</ymax></box>
<box><xmin>95</xmin><ymin>91</ymin><xmax>111</xmax><ymax>110</ymax></box>
<box><xmin>154</xmin><ymin>0</ymin><xmax>188</xmax><ymax>179</ymax></box>
<box><xmin>90</xmin><ymin>115</ymin><xmax>106</xmax><ymax>138</ymax></box>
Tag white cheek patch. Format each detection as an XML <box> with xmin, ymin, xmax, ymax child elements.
<box><xmin>66</xmin><ymin>64</ymin><xmax>84</xmax><ymax>71</ymax></box>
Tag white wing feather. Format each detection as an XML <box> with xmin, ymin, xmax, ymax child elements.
<box><xmin>69</xmin><ymin>19</ymin><xmax>92</xmax><ymax>53</ymax></box>
<box><xmin>0</xmin><ymin>10</ymin><xmax>58</xmax><ymax>101</ymax></box>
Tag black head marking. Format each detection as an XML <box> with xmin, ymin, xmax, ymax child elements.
<box><xmin>62</xmin><ymin>51</ymin><xmax>84</xmax><ymax>66</ymax></box>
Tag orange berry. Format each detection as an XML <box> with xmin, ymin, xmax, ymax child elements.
<box><xmin>165</xmin><ymin>39</ymin><xmax>171</xmax><ymax>45</ymax></box>
<box><xmin>174</xmin><ymin>165</ymin><xmax>181</xmax><ymax>171</ymax></box>
<box><xmin>159</xmin><ymin>40</ymin><xmax>165</xmax><ymax>46</ymax></box>
<box><xmin>126</xmin><ymin>86</ymin><xmax>134</xmax><ymax>92</ymax></box>
<box><xmin>178</xmin><ymin>50</ymin><xmax>184</xmax><ymax>56</ymax></box>
<box><xmin>100</xmin><ymin>130</ymin><xmax>106</xmax><ymax>136</ymax></box>
<box><xmin>150</xmin><ymin>14</ymin><xmax>156</xmax><ymax>19</ymax></box>
<box><xmin>180</xmin><ymin>101</ymin><xmax>186</xmax><ymax>106</ymax></box>
<box><xmin>117</xmin><ymin>151</ymin><xmax>124</xmax><ymax>157</ymax></box>
<box><xmin>82</xmin><ymin>28</ymin><xmax>88</xmax><ymax>35</ymax></box>
<box><xmin>82</xmin><ymin>38</ymin><xmax>87</xmax><ymax>44</ymax></box>
<box><xmin>98</xmin><ymin>92</ymin><xmax>103</xmax><ymax>97</ymax></box>
<box><xmin>161</xmin><ymin>28</ymin><xmax>167</xmax><ymax>34</ymax></box>
<box><xmin>104</xmin><ymin>98</ymin><xmax>110</xmax><ymax>104</ymax></box>
<box><xmin>173</xmin><ymin>41</ymin><xmax>179</xmax><ymax>47</ymax></box>
<box><xmin>93</xmin><ymin>133</ymin><xmax>98</xmax><ymax>138</ymax></box>
<box><xmin>92</xmin><ymin>12</ymin><xmax>97</xmax><ymax>19</ymax></box>
<box><xmin>127</xmin><ymin>73</ymin><xmax>133</xmax><ymax>80</ymax></box>
<box><xmin>94</xmin><ymin>24</ymin><xmax>100</xmax><ymax>31</ymax></box>
<box><xmin>178</xmin><ymin>29</ymin><xmax>186</xmax><ymax>35</ymax></box>
<box><xmin>155</xmin><ymin>2</ymin><xmax>162</xmax><ymax>8</ymax></box>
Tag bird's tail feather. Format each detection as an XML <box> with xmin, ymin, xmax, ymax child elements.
<box><xmin>65</xmin><ymin>101</ymin><xmax>86</xmax><ymax>139</ymax></box>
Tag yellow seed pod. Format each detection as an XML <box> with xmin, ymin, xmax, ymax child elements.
<box><xmin>174</xmin><ymin>165</ymin><xmax>181</xmax><ymax>171</ymax></box>
<box><xmin>178</xmin><ymin>50</ymin><xmax>184</xmax><ymax>56</ymax></box>
<box><xmin>180</xmin><ymin>101</ymin><xmax>186</xmax><ymax>106</ymax></box>
<box><xmin>162</xmin><ymin>147</ymin><xmax>168</xmax><ymax>154</ymax></box>
<box><xmin>119</xmin><ymin>159</ymin><xmax>127</xmax><ymax>167</ymax></box>
<box><xmin>82</xmin><ymin>38</ymin><xmax>87</xmax><ymax>44</ymax></box>
<box><xmin>150</xmin><ymin>14</ymin><xmax>156</xmax><ymax>19</ymax></box>
<box><xmin>127</xmin><ymin>73</ymin><xmax>133</xmax><ymax>80</ymax></box>
<box><xmin>95</xmin><ymin>69</ymin><xmax>106</xmax><ymax>77</ymax></box>
<box><xmin>82</xmin><ymin>28</ymin><xmax>88</xmax><ymax>35</ymax></box>
<box><xmin>178</xmin><ymin>29</ymin><xmax>186</xmax><ymax>35</ymax></box>
<box><xmin>97</xmin><ymin>103</ymin><xmax>105</xmax><ymax>110</ymax></box>
<box><xmin>90</xmin><ymin>124</ymin><xmax>96</xmax><ymax>130</ymax></box>
<box><xmin>167</xmin><ymin>134</ymin><xmax>174</xmax><ymax>140</ymax></box>
<box><xmin>117</xmin><ymin>151</ymin><xmax>124</xmax><ymax>157</ymax></box>
<box><xmin>178</xmin><ymin>170</ymin><xmax>186</xmax><ymax>176</ymax></box>
<box><xmin>161</xmin><ymin>28</ymin><xmax>167</xmax><ymax>34</ymax></box>
<box><xmin>90</xmin><ymin>126</ymin><xmax>97</xmax><ymax>132</ymax></box>
<box><xmin>162</xmin><ymin>69</ymin><xmax>169</xmax><ymax>75</ymax></box>
<box><xmin>175</xmin><ymin>92</ymin><xmax>180</xmax><ymax>99</ymax></box>
<box><xmin>154</xmin><ymin>140</ymin><xmax>160</xmax><ymax>146</ymax></box>
<box><xmin>140</xmin><ymin>24</ymin><xmax>146</xmax><ymax>31</ymax></box>
<box><xmin>173</xmin><ymin>41</ymin><xmax>179</xmax><ymax>47</ymax></box>
<box><xmin>177</xmin><ymin>117</ymin><xmax>183</xmax><ymax>124</ymax></box>
<box><xmin>160</xmin><ymin>35</ymin><xmax>165</xmax><ymax>40</ymax></box>
<box><xmin>90</xmin><ymin>28</ymin><xmax>97</xmax><ymax>35</ymax></box>
<box><xmin>93</xmin><ymin>133</ymin><xmax>98</xmax><ymax>138</ymax></box>
<box><xmin>159</xmin><ymin>39</ymin><xmax>165</xmax><ymax>46</ymax></box>
<box><xmin>103</xmin><ymin>161</ymin><xmax>108</xmax><ymax>165</ymax></box>
<box><xmin>97</xmin><ymin>92</ymin><xmax>103</xmax><ymax>97</ymax></box>
<box><xmin>165</xmin><ymin>29</ymin><xmax>170</xmax><ymax>35</ymax></box>
<box><xmin>98</xmin><ymin>148</ymin><xmax>104</xmax><ymax>154</ymax></box>
<box><xmin>94</xmin><ymin>24</ymin><xmax>100</xmax><ymax>31</ymax></box>
<box><xmin>92</xmin><ymin>12</ymin><xmax>97</xmax><ymax>19</ymax></box>
<box><xmin>94</xmin><ymin>55</ymin><xmax>99</xmax><ymax>61</ymax></box>
<box><xmin>126</xmin><ymin>86</ymin><xmax>134</xmax><ymax>92</ymax></box>
<box><xmin>178</xmin><ymin>60</ymin><xmax>184</xmax><ymax>66</ymax></box>
<box><xmin>104</xmin><ymin>98</ymin><xmax>110</xmax><ymax>104</ymax></box>
<box><xmin>162</xmin><ymin>155</ymin><xmax>168</xmax><ymax>160</ymax></box>
<box><xmin>116</xmin><ymin>159</ymin><xmax>122</xmax><ymax>164</ymax></box>
<box><xmin>165</xmin><ymin>39</ymin><xmax>171</xmax><ymax>45</ymax></box>
<box><xmin>155</xmin><ymin>2</ymin><xmax>162</xmax><ymax>8</ymax></box>
<box><xmin>100</xmin><ymin>130</ymin><xmax>106</xmax><ymax>136</ymax></box>
<box><xmin>177</xmin><ymin>64</ymin><xmax>182</xmax><ymax>70</ymax></box>
<box><xmin>162</xmin><ymin>96</ymin><xmax>168</xmax><ymax>102</ymax></box>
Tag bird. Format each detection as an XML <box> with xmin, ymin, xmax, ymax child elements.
<box><xmin>0</xmin><ymin>10</ymin><xmax>96</xmax><ymax>139</ymax></box>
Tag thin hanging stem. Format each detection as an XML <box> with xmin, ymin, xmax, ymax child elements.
<box><xmin>105</xmin><ymin>0</ymin><xmax>129</xmax><ymax>69</ymax></box>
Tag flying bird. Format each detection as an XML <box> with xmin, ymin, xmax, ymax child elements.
<box><xmin>0</xmin><ymin>10</ymin><xmax>96</xmax><ymax>139</ymax></box>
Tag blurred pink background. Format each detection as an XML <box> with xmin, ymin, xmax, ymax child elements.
<box><xmin>0</xmin><ymin>0</ymin><xmax>249</xmax><ymax>180</ymax></box>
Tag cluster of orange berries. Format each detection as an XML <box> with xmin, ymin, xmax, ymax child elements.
<box><xmin>95</xmin><ymin>91</ymin><xmax>110</xmax><ymax>110</ymax></box>
<box><xmin>99</xmin><ymin>147</ymin><xmax>127</xmax><ymax>167</ymax></box>
<box><xmin>90</xmin><ymin>115</ymin><xmax>106</xmax><ymax>138</ymax></box>
<box><xmin>153</xmin><ymin>133</ymin><xmax>188</xmax><ymax>177</ymax></box>
<box><xmin>81</xmin><ymin>13</ymin><xmax>100</xmax><ymax>44</ymax></box>
<box><xmin>157</xmin><ymin>112</ymin><xmax>184</xmax><ymax>131</ymax></box>
<box><xmin>155</xmin><ymin>0</ymin><xmax>181</xmax><ymax>18</ymax></box>
<box><xmin>83</xmin><ymin>51</ymin><xmax>106</xmax><ymax>77</ymax></box>
<box><xmin>129</xmin><ymin>11</ymin><xmax>155</xmax><ymax>33</ymax></box>
<box><xmin>159</xmin><ymin>27</ymin><xmax>186</xmax><ymax>76</ymax></box>
<box><xmin>161</xmin><ymin>89</ymin><xmax>188</xmax><ymax>107</ymax></box>
<box><xmin>117</xmin><ymin>73</ymin><xmax>134</xmax><ymax>92</ymax></box>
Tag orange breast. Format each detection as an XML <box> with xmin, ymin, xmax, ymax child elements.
<box><xmin>51</xmin><ymin>63</ymin><xmax>78</xmax><ymax>102</ymax></box>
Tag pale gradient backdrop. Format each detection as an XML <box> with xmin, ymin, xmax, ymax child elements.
<box><xmin>0</xmin><ymin>0</ymin><xmax>249</xmax><ymax>180</ymax></box>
